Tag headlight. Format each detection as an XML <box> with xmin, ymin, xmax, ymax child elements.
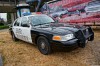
<box><xmin>53</xmin><ymin>34</ymin><xmax>74</xmax><ymax>41</ymax></box>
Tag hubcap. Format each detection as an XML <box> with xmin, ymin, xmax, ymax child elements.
<box><xmin>41</xmin><ymin>42</ymin><xmax>46</xmax><ymax>49</ymax></box>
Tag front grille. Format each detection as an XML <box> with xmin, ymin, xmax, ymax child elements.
<box><xmin>88</xmin><ymin>27</ymin><xmax>93</xmax><ymax>34</ymax></box>
<box><xmin>75</xmin><ymin>27</ymin><xmax>94</xmax><ymax>43</ymax></box>
<box><xmin>75</xmin><ymin>30</ymin><xmax>85</xmax><ymax>43</ymax></box>
<box><xmin>82</xmin><ymin>27</ymin><xmax>93</xmax><ymax>37</ymax></box>
<box><xmin>82</xmin><ymin>29</ymin><xmax>89</xmax><ymax>37</ymax></box>
<box><xmin>83</xmin><ymin>29</ymin><xmax>87</xmax><ymax>35</ymax></box>
<box><xmin>75</xmin><ymin>30</ymin><xmax>83</xmax><ymax>39</ymax></box>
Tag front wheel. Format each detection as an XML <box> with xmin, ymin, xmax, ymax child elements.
<box><xmin>37</xmin><ymin>36</ymin><xmax>52</xmax><ymax>55</ymax></box>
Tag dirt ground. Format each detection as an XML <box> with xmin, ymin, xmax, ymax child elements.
<box><xmin>0</xmin><ymin>29</ymin><xmax>100</xmax><ymax>66</ymax></box>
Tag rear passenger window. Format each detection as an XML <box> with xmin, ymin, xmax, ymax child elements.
<box><xmin>14</xmin><ymin>18</ymin><xmax>21</xmax><ymax>26</ymax></box>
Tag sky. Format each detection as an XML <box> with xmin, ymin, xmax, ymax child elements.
<box><xmin>0</xmin><ymin>13</ymin><xmax>7</xmax><ymax>21</ymax></box>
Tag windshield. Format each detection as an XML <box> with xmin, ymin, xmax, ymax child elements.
<box><xmin>29</xmin><ymin>15</ymin><xmax>55</xmax><ymax>26</ymax></box>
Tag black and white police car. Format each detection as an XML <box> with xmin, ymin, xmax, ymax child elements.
<box><xmin>9</xmin><ymin>14</ymin><xmax>94</xmax><ymax>55</ymax></box>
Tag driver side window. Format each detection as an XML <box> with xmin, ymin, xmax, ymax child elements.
<box><xmin>14</xmin><ymin>18</ymin><xmax>21</xmax><ymax>26</ymax></box>
<box><xmin>21</xmin><ymin>17</ymin><xmax>30</xmax><ymax>27</ymax></box>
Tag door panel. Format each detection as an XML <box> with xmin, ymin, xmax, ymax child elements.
<box><xmin>20</xmin><ymin>27</ymin><xmax>32</xmax><ymax>43</ymax></box>
<box><xmin>13</xmin><ymin>26</ymin><xmax>22</xmax><ymax>40</ymax></box>
<box><xmin>20</xmin><ymin>17</ymin><xmax>32</xmax><ymax>43</ymax></box>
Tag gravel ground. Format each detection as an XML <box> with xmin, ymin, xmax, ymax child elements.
<box><xmin>0</xmin><ymin>29</ymin><xmax>8</xmax><ymax>32</ymax></box>
<box><xmin>0</xmin><ymin>29</ymin><xmax>100</xmax><ymax>66</ymax></box>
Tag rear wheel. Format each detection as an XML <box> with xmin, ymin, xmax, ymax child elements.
<box><xmin>12</xmin><ymin>32</ymin><xmax>19</xmax><ymax>41</ymax></box>
<box><xmin>37</xmin><ymin>36</ymin><xmax>52</xmax><ymax>55</ymax></box>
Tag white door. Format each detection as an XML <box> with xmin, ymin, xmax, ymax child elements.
<box><xmin>12</xmin><ymin>18</ymin><xmax>22</xmax><ymax>40</ymax></box>
<box><xmin>20</xmin><ymin>17</ymin><xmax>32</xmax><ymax>43</ymax></box>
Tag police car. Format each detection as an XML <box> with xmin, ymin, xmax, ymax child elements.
<box><xmin>9</xmin><ymin>14</ymin><xmax>94</xmax><ymax>55</ymax></box>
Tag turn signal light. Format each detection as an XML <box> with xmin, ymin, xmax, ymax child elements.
<box><xmin>53</xmin><ymin>36</ymin><xmax>61</xmax><ymax>41</ymax></box>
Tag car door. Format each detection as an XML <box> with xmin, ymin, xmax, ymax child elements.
<box><xmin>20</xmin><ymin>17</ymin><xmax>32</xmax><ymax>43</ymax></box>
<box><xmin>12</xmin><ymin>18</ymin><xmax>22</xmax><ymax>40</ymax></box>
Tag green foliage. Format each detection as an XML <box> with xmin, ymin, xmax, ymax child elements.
<box><xmin>0</xmin><ymin>18</ymin><xmax>5</xmax><ymax>26</ymax></box>
<box><xmin>0</xmin><ymin>25</ymin><xmax>9</xmax><ymax>30</ymax></box>
<box><xmin>0</xmin><ymin>23</ymin><xmax>4</xmax><ymax>26</ymax></box>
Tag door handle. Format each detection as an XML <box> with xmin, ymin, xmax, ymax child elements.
<box><xmin>19</xmin><ymin>29</ymin><xmax>21</xmax><ymax>30</ymax></box>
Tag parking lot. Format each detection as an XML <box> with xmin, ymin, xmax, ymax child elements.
<box><xmin>0</xmin><ymin>29</ymin><xmax>100</xmax><ymax>66</ymax></box>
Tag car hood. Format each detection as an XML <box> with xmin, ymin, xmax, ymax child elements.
<box><xmin>41</xmin><ymin>27</ymin><xmax>78</xmax><ymax>35</ymax></box>
<box><xmin>33</xmin><ymin>23</ymin><xmax>82</xmax><ymax>35</ymax></box>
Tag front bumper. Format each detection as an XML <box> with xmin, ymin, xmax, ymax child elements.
<box><xmin>51</xmin><ymin>39</ymin><xmax>78</xmax><ymax>47</ymax></box>
<box><xmin>50</xmin><ymin>27</ymin><xmax>94</xmax><ymax>48</ymax></box>
<box><xmin>51</xmin><ymin>35</ymin><xmax>93</xmax><ymax>48</ymax></box>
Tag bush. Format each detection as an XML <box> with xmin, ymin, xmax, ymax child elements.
<box><xmin>0</xmin><ymin>23</ymin><xmax>4</xmax><ymax>26</ymax></box>
<box><xmin>0</xmin><ymin>18</ymin><xmax>5</xmax><ymax>26</ymax></box>
<box><xmin>0</xmin><ymin>25</ymin><xmax>9</xmax><ymax>30</ymax></box>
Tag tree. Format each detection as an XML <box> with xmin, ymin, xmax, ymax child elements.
<box><xmin>7</xmin><ymin>13</ymin><xmax>11</xmax><ymax>24</ymax></box>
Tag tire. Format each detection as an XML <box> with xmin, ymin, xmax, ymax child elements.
<box><xmin>12</xmin><ymin>32</ymin><xmax>19</xmax><ymax>41</ymax></box>
<box><xmin>37</xmin><ymin>36</ymin><xmax>52</xmax><ymax>55</ymax></box>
